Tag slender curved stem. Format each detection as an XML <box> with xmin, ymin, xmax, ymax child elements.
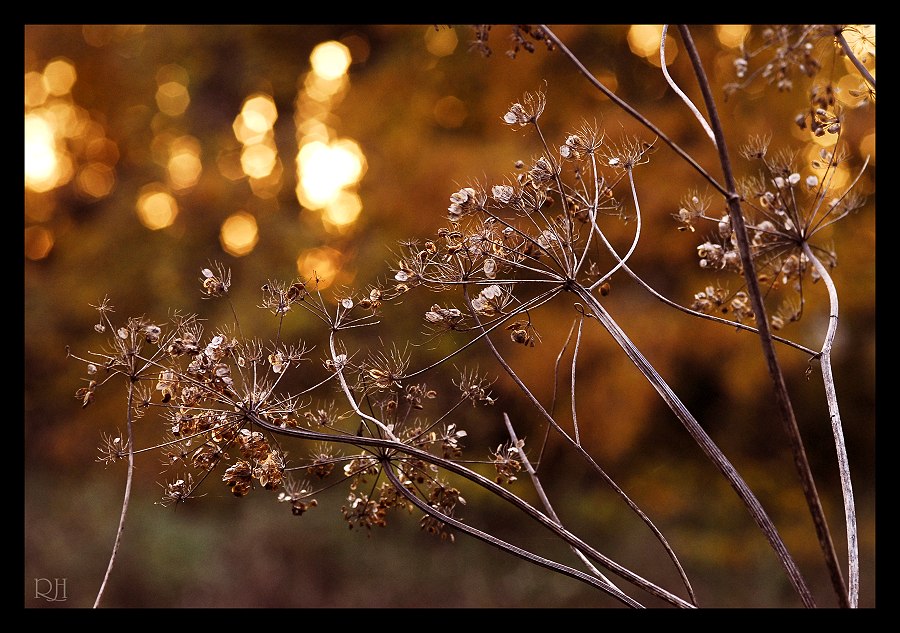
<box><xmin>93</xmin><ymin>383</ymin><xmax>135</xmax><ymax>608</ymax></box>
<box><xmin>803</xmin><ymin>242</ymin><xmax>858</xmax><ymax>608</ymax></box>
<box><xmin>575</xmin><ymin>285</ymin><xmax>815</xmax><ymax>607</ymax></box>
<box><xmin>834</xmin><ymin>28</ymin><xmax>875</xmax><ymax>90</ymax></box>
<box><xmin>466</xmin><ymin>287</ymin><xmax>698</xmax><ymax>604</ymax></box>
<box><xmin>539</xmin><ymin>25</ymin><xmax>727</xmax><ymax>197</ymax></box>
<box><xmin>660</xmin><ymin>25</ymin><xmax>716</xmax><ymax>147</ymax></box>
<box><xmin>678</xmin><ymin>24</ymin><xmax>847</xmax><ymax>608</ymax></box>
<box><xmin>383</xmin><ymin>463</ymin><xmax>647</xmax><ymax>608</ymax></box>
<box><xmin>249</xmin><ymin>412</ymin><xmax>694</xmax><ymax>607</ymax></box>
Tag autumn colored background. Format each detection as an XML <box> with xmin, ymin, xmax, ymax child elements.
<box><xmin>24</xmin><ymin>25</ymin><xmax>875</xmax><ymax>607</ymax></box>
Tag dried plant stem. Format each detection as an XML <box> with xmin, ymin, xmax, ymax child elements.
<box><xmin>803</xmin><ymin>242</ymin><xmax>858</xmax><ymax>608</ymax></box>
<box><xmin>678</xmin><ymin>24</ymin><xmax>847</xmax><ymax>608</ymax></box>
<box><xmin>539</xmin><ymin>25</ymin><xmax>726</xmax><ymax>197</ymax></box>
<box><xmin>93</xmin><ymin>382</ymin><xmax>135</xmax><ymax>608</ymax></box>
<box><xmin>329</xmin><ymin>331</ymin><xmax>398</xmax><ymax>441</ymax></box>
<box><xmin>502</xmin><ymin>412</ymin><xmax>664</xmax><ymax>604</ymax></box>
<box><xmin>834</xmin><ymin>29</ymin><xmax>875</xmax><ymax>90</ymax></box>
<box><xmin>382</xmin><ymin>464</ymin><xmax>646</xmax><ymax>607</ymax></box>
<box><xmin>466</xmin><ymin>288</ymin><xmax>697</xmax><ymax>604</ymax></box>
<box><xmin>574</xmin><ymin>286</ymin><xmax>814</xmax><ymax>606</ymax></box>
<box><xmin>660</xmin><ymin>25</ymin><xmax>716</xmax><ymax>148</ymax></box>
<box><xmin>249</xmin><ymin>413</ymin><xmax>694</xmax><ymax>607</ymax></box>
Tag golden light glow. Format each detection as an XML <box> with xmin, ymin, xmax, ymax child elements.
<box><xmin>240</xmin><ymin>140</ymin><xmax>277</xmax><ymax>179</ymax></box>
<box><xmin>297</xmin><ymin>116</ymin><xmax>332</xmax><ymax>143</ymax></box>
<box><xmin>86</xmin><ymin>135</ymin><xmax>119</xmax><ymax>164</ymax></box>
<box><xmin>804</xmin><ymin>145</ymin><xmax>851</xmax><ymax>190</ymax></box>
<box><xmin>24</xmin><ymin>113</ymin><xmax>59</xmax><ymax>190</ymax></box>
<box><xmin>156</xmin><ymin>81</ymin><xmax>190</xmax><ymax>117</ymax></box>
<box><xmin>43</xmin><ymin>58</ymin><xmax>77</xmax><ymax>96</ymax></box>
<box><xmin>297</xmin><ymin>246</ymin><xmax>342</xmax><ymax>289</ymax></box>
<box><xmin>24</xmin><ymin>226</ymin><xmax>55</xmax><ymax>261</ymax></box>
<box><xmin>835</xmin><ymin>73</ymin><xmax>868</xmax><ymax>107</ymax></box>
<box><xmin>234</xmin><ymin>93</ymin><xmax>277</xmax><ymax>145</ymax></box>
<box><xmin>75</xmin><ymin>162</ymin><xmax>115</xmax><ymax>199</ymax></box>
<box><xmin>715</xmin><ymin>25</ymin><xmax>750</xmax><ymax>48</ymax></box>
<box><xmin>136</xmin><ymin>187</ymin><xmax>179</xmax><ymax>230</ymax></box>
<box><xmin>232</xmin><ymin>112</ymin><xmax>266</xmax><ymax>146</ymax></box>
<box><xmin>248</xmin><ymin>158</ymin><xmax>284</xmax><ymax>199</ymax></box>
<box><xmin>217</xmin><ymin>147</ymin><xmax>245</xmax><ymax>181</ymax></box>
<box><xmin>425</xmin><ymin>26</ymin><xmax>458</xmax><ymax>57</ymax></box>
<box><xmin>859</xmin><ymin>132</ymin><xmax>875</xmax><ymax>164</ymax></box>
<box><xmin>46</xmin><ymin>102</ymin><xmax>82</xmax><ymax>138</ymax></box>
<box><xmin>627</xmin><ymin>25</ymin><xmax>663</xmax><ymax>58</ymax></box>
<box><xmin>25</xmin><ymin>71</ymin><xmax>49</xmax><ymax>107</ymax></box>
<box><xmin>167</xmin><ymin>136</ymin><xmax>203</xmax><ymax>190</ymax></box>
<box><xmin>434</xmin><ymin>95</ymin><xmax>467</xmax><ymax>128</ymax></box>
<box><xmin>219</xmin><ymin>211</ymin><xmax>259</xmax><ymax>256</ymax></box>
<box><xmin>296</xmin><ymin>139</ymin><xmax>365</xmax><ymax>209</ymax></box>
<box><xmin>310</xmin><ymin>41</ymin><xmax>351</xmax><ymax>81</ymax></box>
<box><xmin>242</xmin><ymin>94</ymin><xmax>278</xmax><ymax>130</ymax></box>
<box><xmin>843</xmin><ymin>25</ymin><xmax>875</xmax><ymax>60</ymax></box>
<box><xmin>233</xmin><ymin>93</ymin><xmax>281</xmax><ymax>189</ymax></box>
<box><xmin>322</xmin><ymin>190</ymin><xmax>362</xmax><ymax>230</ymax></box>
<box><xmin>294</xmin><ymin>39</ymin><xmax>366</xmax><ymax>230</ymax></box>
<box><xmin>305</xmin><ymin>72</ymin><xmax>349</xmax><ymax>102</ymax></box>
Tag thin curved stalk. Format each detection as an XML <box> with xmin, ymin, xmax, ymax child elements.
<box><xmin>502</xmin><ymin>413</ymin><xmax>666</xmax><ymax>604</ymax></box>
<box><xmin>803</xmin><ymin>241</ymin><xmax>858</xmax><ymax>607</ymax></box>
<box><xmin>248</xmin><ymin>412</ymin><xmax>694</xmax><ymax>607</ymax></box>
<box><xmin>575</xmin><ymin>286</ymin><xmax>815</xmax><ymax>606</ymax></box>
<box><xmin>383</xmin><ymin>464</ymin><xmax>647</xmax><ymax>608</ymax></box>
<box><xmin>93</xmin><ymin>383</ymin><xmax>135</xmax><ymax>608</ymax></box>
<box><xmin>678</xmin><ymin>24</ymin><xmax>847</xmax><ymax>608</ymax></box>
<box><xmin>467</xmin><ymin>287</ymin><xmax>698</xmax><ymax>604</ymax></box>
<box><xmin>660</xmin><ymin>25</ymin><xmax>716</xmax><ymax>147</ymax></box>
<box><xmin>570</xmin><ymin>315</ymin><xmax>584</xmax><ymax>444</ymax></box>
<box><xmin>329</xmin><ymin>330</ymin><xmax>398</xmax><ymax>441</ymax></box>
<box><xmin>834</xmin><ymin>28</ymin><xmax>875</xmax><ymax>90</ymax></box>
<box><xmin>539</xmin><ymin>25</ymin><xmax>727</xmax><ymax>197</ymax></box>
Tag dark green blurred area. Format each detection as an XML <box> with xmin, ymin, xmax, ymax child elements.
<box><xmin>24</xmin><ymin>25</ymin><xmax>875</xmax><ymax>608</ymax></box>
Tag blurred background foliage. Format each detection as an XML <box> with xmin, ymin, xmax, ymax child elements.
<box><xmin>24</xmin><ymin>25</ymin><xmax>875</xmax><ymax>608</ymax></box>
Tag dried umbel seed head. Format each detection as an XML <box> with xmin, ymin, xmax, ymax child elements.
<box><xmin>491</xmin><ymin>184</ymin><xmax>515</xmax><ymax>204</ymax></box>
<box><xmin>448</xmin><ymin>187</ymin><xmax>481</xmax><ymax>220</ymax></box>
<box><xmin>200</xmin><ymin>266</ymin><xmax>231</xmax><ymax>297</ymax></box>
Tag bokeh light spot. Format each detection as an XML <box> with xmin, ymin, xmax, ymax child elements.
<box><xmin>627</xmin><ymin>25</ymin><xmax>663</xmax><ymax>58</ymax></box>
<box><xmin>241</xmin><ymin>142</ymin><xmax>278</xmax><ymax>179</ymax></box>
<box><xmin>310</xmin><ymin>41</ymin><xmax>351</xmax><ymax>80</ymax></box>
<box><xmin>303</xmin><ymin>72</ymin><xmax>348</xmax><ymax>101</ymax></box>
<box><xmin>167</xmin><ymin>136</ymin><xmax>202</xmax><ymax>190</ymax></box>
<box><xmin>242</xmin><ymin>94</ymin><xmax>278</xmax><ymax>131</ymax></box>
<box><xmin>24</xmin><ymin>113</ymin><xmax>59</xmax><ymax>190</ymax></box>
<box><xmin>156</xmin><ymin>81</ymin><xmax>190</xmax><ymax>116</ymax></box>
<box><xmin>76</xmin><ymin>162</ymin><xmax>116</xmax><ymax>199</ymax></box>
<box><xmin>25</xmin><ymin>71</ymin><xmax>49</xmax><ymax>107</ymax></box>
<box><xmin>843</xmin><ymin>25</ymin><xmax>875</xmax><ymax>61</ymax></box>
<box><xmin>433</xmin><ymin>95</ymin><xmax>467</xmax><ymax>128</ymax></box>
<box><xmin>43</xmin><ymin>58</ymin><xmax>77</xmax><ymax>96</ymax></box>
<box><xmin>136</xmin><ymin>187</ymin><xmax>179</xmax><ymax>230</ymax></box>
<box><xmin>859</xmin><ymin>133</ymin><xmax>875</xmax><ymax>165</ymax></box>
<box><xmin>297</xmin><ymin>246</ymin><xmax>342</xmax><ymax>290</ymax></box>
<box><xmin>322</xmin><ymin>190</ymin><xmax>363</xmax><ymax>230</ymax></box>
<box><xmin>24</xmin><ymin>226</ymin><xmax>55</xmax><ymax>261</ymax></box>
<box><xmin>715</xmin><ymin>25</ymin><xmax>750</xmax><ymax>48</ymax></box>
<box><xmin>296</xmin><ymin>139</ymin><xmax>365</xmax><ymax>209</ymax></box>
<box><xmin>425</xmin><ymin>26</ymin><xmax>458</xmax><ymax>57</ymax></box>
<box><xmin>220</xmin><ymin>211</ymin><xmax>259</xmax><ymax>256</ymax></box>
